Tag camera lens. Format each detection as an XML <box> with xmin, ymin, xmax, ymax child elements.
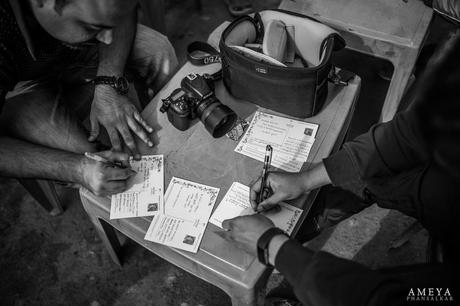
<box><xmin>197</xmin><ymin>97</ymin><xmax>237</xmax><ymax>138</ymax></box>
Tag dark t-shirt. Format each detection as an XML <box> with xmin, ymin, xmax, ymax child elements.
<box><xmin>0</xmin><ymin>0</ymin><xmax>84</xmax><ymax>109</ymax></box>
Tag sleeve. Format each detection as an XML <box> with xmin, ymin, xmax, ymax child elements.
<box><xmin>274</xmin><ymin>241</ymin><xmax>405</xmax><ymax>306</ymax></box>
<box><xmin>274</xmin><ymin>240</ymin><xmax>459</xmax><ymax>306</ymax></box>
<box><xmin>432</xmin><ymin>0</ymin><xmax>460</xmax><ymax>25</ymax></box>
<box><xmin>322</xmin><ymin>109</ymin><xmax>429</xmax><ymax>198</ymax></box>
<box><xmin>0</xmin><ymin>88</ymin><xmax>6</xmax><ymax>114</ymax></box>
<box><xmin>0</xmin><ymin>42</ymin><xmax>17</xmax><ymax>113</ymax></box>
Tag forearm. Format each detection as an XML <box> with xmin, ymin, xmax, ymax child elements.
<box><xmin>272</xmin><ymin>240</ymin><xmax>403</xmax><ymax>305</ymax></box>
<box><xmin>0</xmin><ymin>90</ymin><xmax>5</xmax><ymax>114</ymax></box>
<box><xmin>301</xmin><ymin>162</ymin><xmax>332</xmax><ymax>191</ymax></box>
<box><xmin>0</xmin><ymin>137</ymin><xmax>84</xmax><ymax>183</ymax></box>
<box><xmin>98</xmin><ymin>10</ymin><xmax>137</xmax><ymax>75</ymax></box>
<box><xmin>323</xmin><ymin>110</ymin><xmax>428</xmax><ymax>198</ymax></box>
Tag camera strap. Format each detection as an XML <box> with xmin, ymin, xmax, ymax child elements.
<box><xmin>187</xmin><ymin>41</ymin><xmax>222</xmax><ymax>80</ymax></box>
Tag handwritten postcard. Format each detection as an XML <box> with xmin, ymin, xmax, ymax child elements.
<box><xmin>235</xmin><ymin>111</ymin><xmax>318</xmax><ymax>172</ymax></box>
<box><xmin>209</xmin><ymin>182</ymin><xmax>303</xmax><ymax>235</ymax></box>
<box><xmin>144</xmin><ymin>177</ymin><xmax>220</xmax><ymax>253</ymax></box>
<box><xmin>110</xmin><ymin>155</ymin><xmax>164</xmax><ymax>219</ymax></box>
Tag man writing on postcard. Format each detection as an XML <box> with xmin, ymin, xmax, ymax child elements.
<box><xmin>221</xmin><ymin>31</ymin><xmax>460</xmax><ymax>305</ymax></box>
<box><xmin>0</xmin><ymin>0</ymin><xmax>178</xmax><ymax>196</ymax></box>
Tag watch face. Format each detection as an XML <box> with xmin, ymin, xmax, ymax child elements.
<box><xmin>116</xmin><ymin>77</ymin><xmax>129</xmax><ymax>94</ymax></box>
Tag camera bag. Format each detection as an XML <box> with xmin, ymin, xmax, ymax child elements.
<box><xmin>218</xmin><ymin>9</ymin><xmax>346</xmax><ymax>118</ymax></box>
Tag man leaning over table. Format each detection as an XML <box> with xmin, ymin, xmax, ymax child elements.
<box><xmin>0</xmin><ymin>0</ymin><xmax>178</xmax><ymax>196</ymax></box>
<box><xmin>221</xmin><ymin>31</ymin><xmax>460</xmax><ymax>305</ymax></box>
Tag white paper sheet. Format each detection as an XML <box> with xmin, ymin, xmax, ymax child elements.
<box><xmin>110</xmin><ymin>155</ymin><xmax>164</xmax><ymax>219</ymax></box>
<box><xmin>235</xmin><ymin>111</ymin><xmax>319</xmax><ymax>172</ymax></box>
<box><xmin>144</xmin><ymin>177</ymin><xmax>220</xmax><ymax>253</ymax></box>
<box><xmin>209</xmin><ymin>182</ymin><xmax>303</xmax><ymax>235</ymax></box>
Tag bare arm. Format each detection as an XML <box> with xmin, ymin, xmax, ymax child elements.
<box><xmin>0</xmin><ymin>136</ymin><xmax>135</xmax><ymax>196</ymax></box>
<box><xmin>0</xmin><ymin>136</ymin><xmax>85</xmax><ymax>182</ymax></box>
<box><xmin>90</xmin><ymin>8</ymin><xmax>154</xmax><ymax>158</ymax></box>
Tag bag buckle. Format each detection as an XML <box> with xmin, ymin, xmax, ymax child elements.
<box><xmin>328</xmin><ymin>67</ymin><xmax>353</xmax><ymax>86</ymax></box>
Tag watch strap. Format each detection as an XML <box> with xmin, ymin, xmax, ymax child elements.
<box><xmin>257</xmin><ymin>227</ymin><xmax>286</xmax><ymax>266</ymax></box>
<box><xmin>92</xmin><ymin>76</ymin><xmax>129</xmax><ymax>95</ymax></box>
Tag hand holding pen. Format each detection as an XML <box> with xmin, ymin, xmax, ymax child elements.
<box><xmin>250</xmin><ymin>170</ymin><xmax>311</xmax><ymax>212</ymax></box>
<box><xmin>81</xmin><ymin>151</ymin><xmax>136</xmax><ymax>197</ymax></box>
<box><xmin>250</xmin><ymin>145</ymin><xmax>280</xmax><ymax>213</ymax></box>
<box><xmin>84</xmin><ymin>152</ymin><xmax>129</xmax><ymax>169</ymax></box>
<box><xmin>257</xmin><ymin>145</ymin><xmax>273</xmax><ymax>205</ymax></box>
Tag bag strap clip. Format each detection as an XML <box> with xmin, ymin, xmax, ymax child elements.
<box><xmin>328</xmin><ymin>66</ymin><xmax>354</xmax><ymax>86</ymax></box>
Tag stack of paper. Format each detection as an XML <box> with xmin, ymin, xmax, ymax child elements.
<box><xmin>210</xmin><ymin>182</ymin><xmax>303</xmax><ymax>235</ymax></box>
<box><xmin>235</xmin><ymin>111</ymin><xmax>318</xmax><ymax>172</ymax></box>
<box><xmin>110</xmin><ymin>156</ymin><xmax>220</xmax><ymax>253</ymax></box>
<box><xmin>144</xmin><ymin>177</ymin><xmax>219</xmax><ymax>253</ymax></box>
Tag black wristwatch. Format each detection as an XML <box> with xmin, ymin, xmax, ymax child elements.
<box><xmin>92</xmin><ymin>76</ymin><xmax>129</xmax><ymax>95</ymax></box>
<box><xmin>257</xmin><ymin>227</ymin><xmax>286</xmax><ymax>266</ymax></box>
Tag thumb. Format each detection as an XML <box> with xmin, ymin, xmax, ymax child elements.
<box><xmin>222</xmin><ymin>218</ymin><xmax>236</xmax><ymax>231</ymax></box>
<box><xmin>258</xmin><ymin>192</ymin><xmax>286</xmax><ymax>208</ymax></box>
<box><xmin>88</xmin><ymin>114</ymin><xmax>100</xmax><ymax>142</ymax></box>
<box><xmin>99</xmin><ymin>151</ymin><xmax>131</xmax><ymax>168</ymax></box>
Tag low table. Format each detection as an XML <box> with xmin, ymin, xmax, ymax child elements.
<box><xmin>80</xmin><ymin>61</ymin><xmax>361</xmax><ymax>305</ymax></box>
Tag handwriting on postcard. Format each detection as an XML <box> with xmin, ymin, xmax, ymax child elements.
<box><xmin>235</xmin><ymin>111</ymin><xmax>318</xmax><ymax>172</ymax></box>
<box><xmin>110</xmin><ymin>155</ymin><xmax>164</xmax><ymax>219</ymax></box>
<box><xmin>144</xmin><ymin>177</ymin><xmax>219</xmax><ymax>253</ymax></box>
<box><xmin>209</xmin><ymin>182</ymin><xmax>303</xmax><ymax>235</ymax></box>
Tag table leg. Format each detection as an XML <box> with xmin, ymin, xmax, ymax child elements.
<box><xmin>228</xmin><ymin>267</ymin><xmax>271</xmax><ymax>306</ymax></box>
<box><xmin>379</xmin><ymin>50</ymin><xmax>418</xmax><ymax>122</ymax></box>
<box><xmin>81</xmin><ymin>194</ymin><xmax>122</xmax><ymax>266</ymax></box>
<box><xmin>19</xmin><ymin>179</ymin><xmax>64</xmax><ymax>216</ymax></box>
<box><xmin>229</xmin><ymin>288</ymin><xmax>258</xmax><ymax>306</ymax></box>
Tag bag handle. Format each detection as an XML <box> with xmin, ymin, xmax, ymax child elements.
<box><xmin>186</xmin><ymin>41</ymin><xmax>223</xmax><ymax>80</ymax></box>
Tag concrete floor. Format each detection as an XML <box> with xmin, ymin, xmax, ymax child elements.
<box><xmin>1</xmin><ymin>0</ymin><xmax>455</xmax><ymax>305</ymax></box>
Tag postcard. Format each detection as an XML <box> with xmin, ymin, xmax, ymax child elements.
<box><xmin>110</xmin><ymin>155</ymin><xmax>164</xmax><ymax>219</ymax></box>
<box><xmin>235</xmin><ymin>111</ymin><xmax>318</xmax><ymax>172</ymax></box>
<box><xmin>144</xmin><ymin>177</ymin><xmax>220</xmax><ymax>253</ymax></box>
<box><xmin>209</xmin><ymin>182</ymin><xmax>303</xmax><ymax>235</ymax></box>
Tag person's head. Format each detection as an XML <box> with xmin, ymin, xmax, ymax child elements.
<box><xmin>28</xmin><ymin>0</ymin><xmax>137</xmax><ymax>45</ymax></box>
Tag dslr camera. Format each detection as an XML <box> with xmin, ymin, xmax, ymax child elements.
<box><xmin>160</xmin><ymin>73</ymin><xmax>237</xmax><ymax>138</ymax></box>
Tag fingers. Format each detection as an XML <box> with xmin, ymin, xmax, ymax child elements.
<box><xmin>257</xmin><ymin>203</ymin><xmax>281</xmax><ymax>214</ymax></box>
<box><xmin>104</xmin><ymin>180</ymin><xmax>129</xmax><ymax>195</ymax></box>
<box><xmin>249</xmin><ymin>178</ymin><xmax>262</xmax><ymax>210</ymax></box>
<box><xmin>214</xmin><ymin>230</ymin><xmax>233</xmax><ymax>241</ymax></box>
<box><xmin>134</xmin><ymin>112</ymin><xmax>154</xmax><ymax>134</ymax></box>
<box><xmin>108</xmin><ymin>129</ymin><xmax>122</xmax><ymax>152</ymax></box>
<box><xmin>222</xmin><ymin>216</ymin><xmax>243</xmax><ymax>231</ymax></box>
<box><xmin>117</xmin><ymin>125</ymin><xmax>140</xmax><ymax>160</ymax></box>
<box><xmin>88</xmin><ymin>115</ymin><xmax>100</xmax><ymax>142</ymax></box>
<box><xmin>258</xmin><ymin>192</ymin><xmax>287</xmax><ymax>209</ymax></box>
<box><xmin>127</xmin><ymin>115</ymin><xmax>153</xmax><ymax>148</ymax></box>
<box><xmin>103</xmin><ymin>166</ymin><xmax>137</xmax><ymax>181</ymax></box>
<box><xmin>221</xmin><ymin>218</ymin><xmax>233</xmax><ymax>231</ymax></box>
<box><xmin>98</xmin><ymin>150</ymin><xmax>131</xmax><ymax>168</ymax></box>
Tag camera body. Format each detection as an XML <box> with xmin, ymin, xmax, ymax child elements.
<box><xmin>160</xmin><ymin>73</ymin><xmax>237</xmax><ymax>138</ymax></box>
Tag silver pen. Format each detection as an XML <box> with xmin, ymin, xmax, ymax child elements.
<box><xmin>84</xmin><ymin>152</ymin><xmax>128</xmax><ymax>169</ymax></box>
